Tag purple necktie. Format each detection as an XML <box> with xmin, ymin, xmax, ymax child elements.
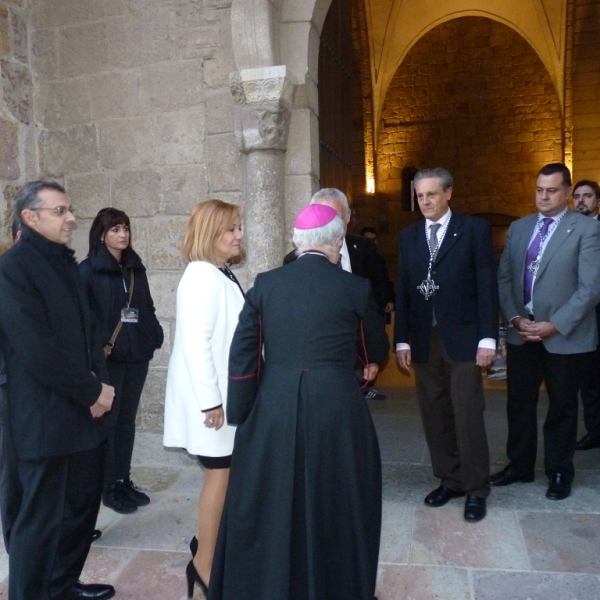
<box><xmin>523</xmin><ymin>217</ymin><xmax>553</xmax><ymax>306</ymax></box>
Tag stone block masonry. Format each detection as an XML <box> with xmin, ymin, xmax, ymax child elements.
<box><xmin>377</xmin><ymin>17</ymin><xmax>563</xmax><ymax>219</ymax></box>
<box><xmin>26</xmin><ymin>1</ymin><xmax>243</xmax><ymax>430</ymax></box>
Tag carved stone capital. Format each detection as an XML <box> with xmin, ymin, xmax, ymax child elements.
<box><xmin>230</xmin><ymin>66</ymin><xmax>295</xmax><ymax>152</ymax></box>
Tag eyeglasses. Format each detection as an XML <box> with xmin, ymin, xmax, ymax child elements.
<box><xmin>33</xmin><ymin>206</ymin><xmax>76</xmax><ymax>217</ymax></box>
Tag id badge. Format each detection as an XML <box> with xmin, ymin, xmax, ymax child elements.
<box><xmin>121</xmin><ymin>308</ymin><xmax>139</xmax><ymax>323</ymax></box>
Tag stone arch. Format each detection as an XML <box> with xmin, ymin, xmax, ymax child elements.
<box><xmin>368</xmin><ymin>1</ymin><xmax>566</xmax><ymax>144</ymax></box>
<box><xmin>228</xmin><ymin>0</ymin><xmax>566</xmax><ymax>253</ymax></box>
<box><xmin>376</xmin><ymin>16</ymin><xmax>564</xmax><ymax>217</ymax></box>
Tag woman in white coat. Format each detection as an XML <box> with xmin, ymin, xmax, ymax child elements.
<box><xmin>163</xmin><ymin>199</ymin><xmax>245</xmax><ymax>597</ymax></box>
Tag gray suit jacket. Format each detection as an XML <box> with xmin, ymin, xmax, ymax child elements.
<box><xmin>498</xmin><ymin>210</ymin><xmax>600</xmax><ymax>354</ymax></box>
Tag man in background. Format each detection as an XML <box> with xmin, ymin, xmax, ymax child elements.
<box><xmin>573</xmin><ymin>179</ymin><xmax>600</xmax><ymax>450</ymax></box>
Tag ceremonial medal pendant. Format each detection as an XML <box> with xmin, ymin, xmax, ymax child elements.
<box><xmin>418</xmin><ymin>275</ymin><xmax>439</xmax><ymax>300</ymax></box>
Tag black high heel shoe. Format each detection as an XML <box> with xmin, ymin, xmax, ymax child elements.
<box><xmin>186</xmin><ymin>560</ymin><xmax>208</xmax><ymax>598</ymax></box>
<box><xmin>189</xmin><ymin>535</ymin><xmax>198</xmax><ymax>557</ymax></box>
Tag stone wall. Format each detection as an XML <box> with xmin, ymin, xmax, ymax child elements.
<box><xmin>376</xmin><ymin>17</ymin><xmax>563</xmax><ymax>219</ymax></box>
<box><xmin>572</xmin><ymin>0</ymin><xmax>600</xmax><ymax>183</ymax></box>
<box><xmin>0</xmin><ymin>0</ymin><xmax>33</xmax><ymax>253</ymax></box>
<box><xmin>29</xmin><ymin>0</ymin><xmax>241</xmax><ymax>430</ymax></box>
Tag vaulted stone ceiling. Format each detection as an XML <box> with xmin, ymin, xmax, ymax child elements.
<box><xmin>363</xmin><ymin>0</ymin><xmax>567</xmax><ymax>144</ymax></box>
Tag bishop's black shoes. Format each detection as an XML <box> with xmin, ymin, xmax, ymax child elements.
<box><xmin>575</xmin><ymin>434</ymin><xmax>600</xmax><ymax>451</ymax></box>
<box><xmin>490</xmin><ymin>464</ymin><xmax>535</xmax><ymax>487</ymax></box>
<box><xmin>424</xmin><ymin>485</ymin><xmax>465</xmax><ymax>507</ymax></box>
<box><xmin>464</xmin><ymin>496</ymin><xmax>486</xmax><ymax>523</ymax></box>
<box><xmin>546</xmin><ymin>473</ymin><xmax>571</xmax><ymax>500</ymax></box>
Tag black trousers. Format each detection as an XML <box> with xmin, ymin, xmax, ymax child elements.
<box><xmin>8</xmin><ymin>446</ymin><xmax>102</xmax><ymax>600</ymax></box>
<box><xmin>0</xmin><ymin>419</ymin><xmax>21</xmax><ymax>552</ymax></box>
<box><xmin>506</xmin><ymin>342</ymin><xmax>583</xmax><ymax>483</ymax></box>
<box><xmin>578</xmin><ymin>346</ymin><xmax>600</xmax><ymax>437</ymax></box>
<box><xmin>413</xmin><ymin>327</ymin><xmax>491</xmax><ymax>498</ymax></box>
<box><xmin>103</xmin><ymin>361</ymin><xmax>149</xmax><ymax>487</ymax></box>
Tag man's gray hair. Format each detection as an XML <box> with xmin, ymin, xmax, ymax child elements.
<box><xmin>293</xmin><ymin>213</ymin><xmax>346</xmax><ymax>250</ymax></box>
<box><xmin>414</xmin><ymin>168</ymin><xmax>453</xmax><ymax>190</ymax></box>
<box><xmin>310</xmin><ymin>188</ymin><xmax>350</xmax><ymax>219</ymax></box>
<box><xmin>12</xmin><ymin>180</ymin><xmax>66</xmax><ymax>227</ymax></box>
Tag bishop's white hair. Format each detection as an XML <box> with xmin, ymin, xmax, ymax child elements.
<box><xmin>293</xmin><ymin>213</ymin><xmax>345</xmax><ymax>250</ymax></box>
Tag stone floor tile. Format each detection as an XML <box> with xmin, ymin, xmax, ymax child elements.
<box><xmin>573</xmin><ymin>447</ymin><xmax>600</xmax><ymax>470</ymax></box>
<box><xmin>0</xmin><ymin>540</ymin><xmax>7</xmax><ymax>584</ymax></box>
<box><xmin>382</xmin><ymin>463</ymin><xmax>438</xmax><ymax>503</ymax></box>
<box><xmin>376</xmin><ymin>564</ymin><xmax>471</xmax><ymax>600</ymax></box>
<box><xmin>375</xmin><ymin>416</ymin><xmax>428</xmax><ymax>463</ymax></box>
<box><xmin>379</xmin><ymin>502</ymin><xmax>413</xmax><ymax>564</ymax></box>
<box><xmin>489</xmin><ymin>469</ymin><xmax>600</xmax><ymax>513</ymax></box>
<box><xmin>80</xmin><ymin>546</ymin><xmax>140</xmax><ymax>582</ymax></box>
<box><xmin>133</xmin><ymin>431</ymin><xmax>196</xmax><ymax>467</ymax></box>
<box><xmin>129</xmin><ymin>465</ymin><xmax>184</xmax><ymax>493</ymax></box>
<box><xmin>411</xmin><ymin>506</ymin><xmax>530</xmax><ymax>569</ymax></box>
<box><xmin>158</xmin><ymin>463</ymin><xmax>204</xmax><ymax>495</ymax></box>
<box><xmin>102</xmin><ymin>550</ymin><xmax>191</xmax><ymax>600</ymax></box>
<box><xmin>519</xmin><ymin>512</ymin><xmax>600</xmax><ymax>573</ymax></box>
<box><xmin>473</xmin><ymin>570</ymin><xmax>600</xmax><ymax>600</ymax></box>
<box><xmin>95</xmin><ymin>494</ymin><xmax>196</xmax><ymax>553</ymax></box>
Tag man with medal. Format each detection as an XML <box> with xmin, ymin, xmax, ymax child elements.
<box><xmin>493</xmin><ymin>163</ymin><xmax>600</xmax><ymax>501</ymax></box>
<box><xmin>395</xmin><ymin>167</ymin><xmax>498</xmax><ymax>523</ymax></box>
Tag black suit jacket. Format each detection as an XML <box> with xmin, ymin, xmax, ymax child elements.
<box><xmin>0</xmin><ymin>226</ymin><xmax>109</xmax><ymax>460</ymax></box>
<box><xmin>394</xmin><ymin>212</ymin><xmax>498</xmax><ymax>363</ymax></box>
<box><xmin>284</xmin><ymin>234</ymin><xmax>386</xmax><ymax>313</ymax></box>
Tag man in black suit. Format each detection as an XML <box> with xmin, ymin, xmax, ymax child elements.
<box><xmin>284</xmin><ymin>188</ymin><xmax>388</xmax><ymax>399</ymax></box>
<box><xmin>0</xmin><ymin>221</ymin><xmax>21</xmax><ymax>552</ymax></box>
<box><xmin>571</xmin><ymin>179</ymin><xmax>600</xmax><ymax>451</ymax></box>
<box><xmin>0</xmin><ymin>181</ymin><xmax>116</xmax><ymax>600</ymax></box>
<box><xmin>395</xmin><ymin>168</ymin><xmax>498</xmax><ymax>522</ymax></box>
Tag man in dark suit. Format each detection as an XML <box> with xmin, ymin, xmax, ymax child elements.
<box><xmin>0</xmin><ymin>181</ymin><xmax>116</xmax><ymax>600</ymax></box>
<box><xmin>284</xmin><ymin>188</ymin><xmax>388</xmax><ymax>399</ymax></box>
<box><xmin>0</xmin><ymin>221</ymin><xmax>21</xmax><ymax>552</ymax></box>
<box><xmin>572</xmin><ymin>180</ymin><xmax>600</xmax><ymax>451</ymax></box>
<box><xmin>493</xmin><ymin>164</ymin><xmax>600</xmax><ymax>500</ymax></box>
<box><xmin>395</xmin><ymin>167</ymin><xmax>498</xmax><ymax>523</ymax></box>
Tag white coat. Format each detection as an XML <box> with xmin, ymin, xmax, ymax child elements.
<box><xmin>163</xmin><ymin>261</ymin><xmax>244</xmax><ymax>457</ymax></box>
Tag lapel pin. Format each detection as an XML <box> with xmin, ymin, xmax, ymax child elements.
<box><xmin>453</xmin><ymin>233</ymin><xmax>457</xmax><ymax>236</ymax></box>
<box><xmin>354</xmin><ymin>244</ymin><xmax>357</xmax><ymax>249</ymax></box>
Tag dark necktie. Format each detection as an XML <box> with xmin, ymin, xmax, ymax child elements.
<box><xmin>428</xmin><ymin>223</ymin><xmax>441</xmax><ymax>259</ymax></box>
<box><xmin>428</xmin><ymin>223</ymin><xmax>442</xmax><ymax>326</ymax></box>
<box><xmin>523</xmin><ymin>217</ymin><xmax>553</xmax><ymax>306</ymax></box>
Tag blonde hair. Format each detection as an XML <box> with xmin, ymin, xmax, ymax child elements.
<box><xmin>182</xmin><ymin>199</ymin><xmax>246</xmax><ymax>265</ymax></box>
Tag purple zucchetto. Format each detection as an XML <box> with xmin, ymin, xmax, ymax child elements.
<box><xmin>294</xmin><ymin>204</ymin><xmax>338</xmax><ymax>230</ymax></box>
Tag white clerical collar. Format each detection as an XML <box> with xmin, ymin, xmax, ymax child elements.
<box><xmin>426</xmin><ymin>208</ymin><xmax>452</xmax><ymax>228</ymax></box>
<box><xmin>339</xmin><ymin>238</ymin><xmax>351</xmax><ymax>273</ymax></box>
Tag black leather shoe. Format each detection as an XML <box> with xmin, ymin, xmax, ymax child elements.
<box><xmin>575</xmin><ymin>434</ymin><xmax>600</xmax><ymax>451</ymax></box>
<box><xmin>58</xmin><ymin>582</ymin><xmax>115</xmax><ymax>599</ymax></box>
<box><xmin>464</xmin><ymin>496</ymin><xmax>487</xmax><ymax>522</ymax></box>
<box><xmin>546</xmin><ymin>473</ymin><xmax>571</xmax><ymax>500</ymax></box>
<box><xmin>490</xmin><ymin>464</ymin><xmax>534</xmax><ymax>486</ymax></box>
<box><xmin>91</xmin><ymin>529</ymin><xmax>102</xmax><ymax>543</ymax></box>
<box><xmin>424</xmin><ymin>485</ymin><xmax>465</xmax><ymax>507</ymax></box>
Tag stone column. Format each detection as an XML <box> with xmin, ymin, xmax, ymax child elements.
<box><xmin>230</xmin><ymin>66</ymin><xmax>294</xmax><ymax>281</ymax></box>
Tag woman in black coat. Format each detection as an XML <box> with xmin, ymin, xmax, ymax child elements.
<box><xmin>80</xmin><ymin>208</ymin><xmax>163</xmax><ymax>514</ymax></box>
